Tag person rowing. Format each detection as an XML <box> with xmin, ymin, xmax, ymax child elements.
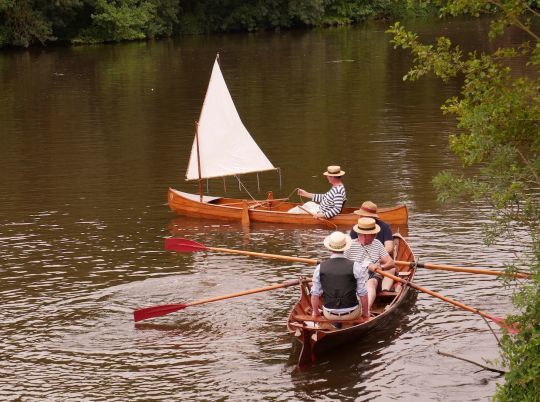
<box><xmin>349</xmin><ymin>200</ymin><xmax>394</xmax><ymax>255</ymax></box>
<box><xmin>289</xmin><ymin>165</ymin><xmax>346</xmax><ymax>219</ymax></box>
<box><xmin>345</xmin><ymin>217</ymin><xmax>395</xmax><ymax>310</ymax></box>
<box><xmin>349</xmin><ymin>201</ymin><xmax>396</xmax><ymax>291</ymax></box>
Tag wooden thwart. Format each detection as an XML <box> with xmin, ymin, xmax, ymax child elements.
<box><xmin>292</xmin><ymin>314</ymin><xmax>366</xmax><ymax>324</ymax></box>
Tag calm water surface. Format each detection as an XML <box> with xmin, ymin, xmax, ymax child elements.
<box><xmin>0</xmin><ymin>17</ymin><xmax>526</xmax><ymax>401</ymax></box>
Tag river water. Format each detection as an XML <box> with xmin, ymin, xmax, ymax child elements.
<box><xmin>0</xmin><ymin>17</ymin><xmax>527</xmax><ymax>401</ymax></box>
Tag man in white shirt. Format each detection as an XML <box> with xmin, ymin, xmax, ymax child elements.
<box><xmin>310</xmin><ymin>231</ymin><xmax>370</xmax><ymax>324</ymax></box>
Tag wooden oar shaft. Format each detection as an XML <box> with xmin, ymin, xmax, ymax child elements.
<box><xmin>395</xmin><ymin>260</ymin><xmax>530</xmax><ymax>279</ymax></box>
<box><xmin>134</xmin><ymin>278</ymin><xmax>309</xmax><ymax>322</ymax></box>
<box><xmin>375</xmin><ymin>269</ymin><xmax>499</xmax><ymax>321</ymax></box>
<box><xmin>185</xmin><ymin>278</ymin><xmax>303</xmax><ymax>307</ymax></box>
<box><xmin>207</xmin><ymin>246</ymin><xmax>318</xmax><ymax>265</ymax></box>
<box><xmin>166</xmin><ymin>238</ymin><xmax>528</xmax><ymax>281</ymax></box>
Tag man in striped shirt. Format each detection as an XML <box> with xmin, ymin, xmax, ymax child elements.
<box><xmin>344</xmin><ymin>217</ymin><xmax>395</xmax><ymax>310</ymax></box>
<box><xmin>349</xmin><ymin>200</ymin><xmax>397</xmax><ymax>292</ymax></box>
<box><xmin>291</xmin><ymin>165</ymin><xmax>346</xmax><ymax>219</ymax></box>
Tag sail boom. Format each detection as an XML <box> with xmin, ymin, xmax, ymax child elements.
<box><xmin>185</xmin><ymin>167</ymin><xmax>279</xmax><ymax>182</ymax></box>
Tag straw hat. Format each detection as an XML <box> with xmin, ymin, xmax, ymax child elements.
<box><xmin>323</xmin><ymin>231</ymin><xmax>352</xmax><ymax>252</ymax></box>
<box><xmin>323</xmin><ymin>165</ymin><xmax>345</xmax><ymax>177</ymax></box>
<box><xmin>354</xmin><ymin>201</ymin><xmax>379</xmax><ymax>218</ymax></box>
<box><xmin>353</xmin><ymin>217</ymin><xmax>381</xmax><ymax>235</ymax></box>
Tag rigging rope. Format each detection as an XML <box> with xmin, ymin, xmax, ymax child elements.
<box><xmin>234</xmin><ymin>175</ymin><xmax>257</xmax><ymax>201</ymax></box>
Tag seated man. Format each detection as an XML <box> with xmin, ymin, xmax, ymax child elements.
<box><xmin>288</xmin><ymin>165</ymin><xmax>346</xmax><ymax>219</ymax></box>
<box><xmin>349</xmin><ymin>200</ymin><xmax>396</xmax><ymax>291</ymax></box>
<box><xmin>345</xmin><ymin>217</ymin><xmax>395</xmax><ymax>310</ymax></box>
<box><xmin>349</xmin><ymin>201</ymin><xmax>394</xmax><ymax>254</ymax></box>
<box><xmin>310</xmin><ymin>231</ymin><xmax>370</xmax><ymax>325</ymax></box>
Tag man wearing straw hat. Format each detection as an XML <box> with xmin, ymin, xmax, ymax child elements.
<box><xmin>350</xmin><ymin>201</ymin><xmax>397</xmax><ymax>292</ymax></box>
<box><xmin>288</xmin><ymin>165</ymin><xmax>346</xmax><ymax>219</ymax></box>
<box><xmin>310</xmin><ymin>231</ymin><xmax>370</xmax><ymax>325</ymax></box>
<box><xmin>349</xmin><ymin>200</ymin><xmax>394</xmax><ymax>255</ymax></box>
<box><xmin>345</xmin><ymin>217</ymin><xmax>395</xmax><ymax>310</ymax></box>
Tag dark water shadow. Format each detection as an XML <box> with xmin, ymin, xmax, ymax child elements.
<box><xmin>286</xmin><ymin>293</ymin><xmax>419</xmax><ymax>400</ymax></box>
<box><xmin>288</xmin><ymin>291</ymin><xmax>418</xmax><ymax>372</ymax></box>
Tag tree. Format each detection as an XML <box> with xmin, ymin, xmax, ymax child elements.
<box><xmin>388</xmin><ymin>1</ymin><xmax>539</xmax><ymax>400</ymax></box>
<box><xmin>74</xmin><ymin>0</ymin><xmax>159</xmax><ymax>43</ymax></box>
<box><xmin>0</xmin><ymin>0</ymin><xmax>55</xmax><ymax>47</ymax></box>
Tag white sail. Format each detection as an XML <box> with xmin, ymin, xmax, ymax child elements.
<box><xmin>185</xmin><ymin>56</ymin><xmax>276</xmax><ymax>181</ymax></box>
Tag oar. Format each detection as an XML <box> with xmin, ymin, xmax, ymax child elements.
<box><xmin>164</xmin><ymin>238</ymin><xmax>318</xmax><ymax>265</ymax></box>
<box><xmin>134</xmin><ymin>278</ymin><xmax>306</xmax><ymax>322</ymax></box>
<box><xmin>395</xmin><ymin>261</ymin><xmax>530</xmax><ymax>279</ymax></box>
<box><xmin>163</xmin><ymin>239</ymin><xmax>518</xmax><ymax>331</ymax></box>
<box><xmin>165</xmin><ymin>238</ymin><xmax>530</xmax><ymax>280</ymax></box>
<box><xmin>298</xmin><ymin>205</ymin><xmax>337</xmax><ymax>230</ymax></box>
<box><xmin>374</xmin><ymin>268</ymin><xmax>519</xmax><ymax>333</ymax></box>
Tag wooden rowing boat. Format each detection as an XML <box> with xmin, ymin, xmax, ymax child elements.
<box><xmin>168</xmin><ymin>188</ymin><xmax>408</xmax><ymax>226</ymax></box>
<box><xmin>287</xmin><ymin>233</ymin><xmax>416</xmax><ymax>365</ymax></box>
<box><xmin>169</xmin><ymin>55</ymin><xmax>408</xmax><ymax>227</ymax></box>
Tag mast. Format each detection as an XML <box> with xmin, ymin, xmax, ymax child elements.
<box><xmin>195</xmin><ymin>121</ymin><xmax>203</xmax><ymax>202</ymax></box>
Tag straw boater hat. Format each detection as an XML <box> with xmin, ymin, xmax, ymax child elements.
<box><xmin>354</xmin><ymin>201</ymin><xmax>379</xmax><ymax>218</ymax></box>
<box><xmin>323</xmin><ymin>165</ymin><xmax>345</xmax><ymax>177</ymax></box>
<box><xmin>323</xmin><ymin>231</ymin><xmax>352</xmax><ymax>252</ymax></box>
<box><xmin>353</xmin><ymin>217</ymin><xmax>381</xmax><ymax>235</ymax></box>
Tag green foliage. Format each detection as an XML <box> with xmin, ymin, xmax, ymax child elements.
<box><xmin>74</xmin><ymin>0</ymin><xmax>158</xmax><ymax>43</ymax></box>
<box><xmin>321</xmin><ymin>0</ymin><xmax>435</xmax><ymax>26</ymax></box>
<box><xmin>389</xmin><ymin>1</ymin><xmax>540</xmax><ymax>400</ymax></box>
<box><xmin>498</xmin><ymin>253</ymin><xmax>540</xmax><ymax>401</ymax></box>
<box><xmin>0</xmin><ymin>0</ymin><xmax>436</xmax><ymax>47</ymax></box>
<box><xmin>0</xmin><ymin>0</ymin><xmax>55</xmax><ymax>47</ymax></box>
<box><xmin>147</xmin><ymin>0</ymin><xmax>180</xmax><ymax>37</ymax></box>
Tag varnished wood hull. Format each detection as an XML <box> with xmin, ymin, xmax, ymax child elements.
<box><xmin>168</xmin><ymin>188</ymin><xmax>408</xmax><ymax>227</ymax></box>
<box><xmin>286</xmin><ymin>233</ymin><xmax>416</xmax><ymax>364</ymax></box>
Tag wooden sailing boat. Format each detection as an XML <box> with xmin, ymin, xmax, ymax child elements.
<box><xmin>168</xmin><ymin>55</ymin><xmax>408</xmax><ymax>227</ymax></box>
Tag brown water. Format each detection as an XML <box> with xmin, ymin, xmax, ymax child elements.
<box><xmin>0</xmin><ymin>17</ymin><xmax>526</xmax><ymax>401</ymax></box>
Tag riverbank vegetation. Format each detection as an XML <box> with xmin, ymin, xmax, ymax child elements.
<box><xmin>0</xmin><ymin>0</ymin><xmax>435</xmax><ymax>48</ymax></box>
<box><xmin>389</xmin><ymin>1</ymin><xmax>539</xmax><ymax>400</ymax></box>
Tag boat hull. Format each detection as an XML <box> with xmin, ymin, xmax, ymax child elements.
<box><xmin>286</xmin><ymin>233</ymin><xmax>416</xmax><ymax>364</ymax></box>
<box><xmin>168</xmin><ymin>188</ymin><xmax>408</xmax><ymax>227</ymax></box>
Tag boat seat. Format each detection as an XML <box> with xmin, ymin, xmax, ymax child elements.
<box><xmin>292</xmin><ymin>314</ymin><xmax>365</xmax><ymax>324</ymax></box>
<box><xmin>377</xmin><ymin>290</ymin><xmax>398</xmax><ymax>297</ymax></box>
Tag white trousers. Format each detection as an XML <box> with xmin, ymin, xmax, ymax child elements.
<box><xmin>287</xmin><ymin>201</ymin><xmax>320</xmax><ymax>214</ymax></box>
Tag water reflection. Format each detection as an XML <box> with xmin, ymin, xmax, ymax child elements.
<box><xmin>0</xmin><ymin>17</ymin><xmax>526</xmax><ymax>402</ymax></box>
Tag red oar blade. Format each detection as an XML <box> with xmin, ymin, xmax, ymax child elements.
<box><xmin>486</xmin><ymin>315</ymin><xmax>520</xmax><ymax>334</ymax></box>
<box><xmin>133</xmin><ymin>303</ymin><xmax>188</xmax><ymax>322</ymax></box>
<box><xmin>164</xmin><ymin>238</ymin><xmax>207</xmax><ymax>253</ymax></box>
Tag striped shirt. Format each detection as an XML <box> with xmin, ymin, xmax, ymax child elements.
<box><xmin>312</xmin><ymin>184</ymin><xmax>346</xmax><ymax>219</ymax></box>
<box><xmin>344</xmin><ymin>239</ymin><xmax>389</xmax><ymax>267</ymax></box>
